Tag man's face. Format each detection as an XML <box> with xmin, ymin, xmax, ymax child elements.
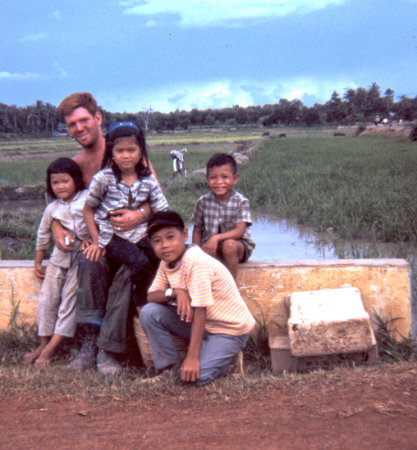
<box><xmin>150</xmin><ymin>226</ymin><xmax>188</xmax><ymax>264</ymax></box>
<box><xmin>64</xmin><ymin>107</ymin><xmax>102</xmax><ymax>148</ymax></box>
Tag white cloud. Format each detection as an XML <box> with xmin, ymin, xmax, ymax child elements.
<box><xmin>0</xmin><ymin>71</ymin><xmax>42</xmax><ymax>81</ymax></box>
<box><xmin>120</xmin><ymin>0</ymin><xmax>346</xmax><ymax>27</ymax></box>
<box><xmin>20</xmin><ymin>33</ymin><xmax>49</xmax><ymax>42</ymax></box>
<box><xmin>0</xmin><ymin>64</ymin><xmax>68</xmax><ymax>83</ymax></box>
<box><xmin>53</xmin><ymin>62</ymin><xmax>68</xmax><ymax>78</ymax></box>
<box><xmin>50</xmin><ymin>10</ymin><xmax>61</xmax><ymax>20</ymax></box>
<box><xmin>99</xmin><ymin>76</ymin><xmax>357</xmax><ymax>113</ymax></box>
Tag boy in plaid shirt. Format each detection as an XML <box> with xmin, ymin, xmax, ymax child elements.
<box><xmin>190</xmin><ymin>153</ymin><xmax>255</xmax><ymax>278</ymax></box>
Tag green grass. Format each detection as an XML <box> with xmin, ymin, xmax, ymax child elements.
<box><xmin>2</xmin><ymin>131</ymin><xmax>417</xmax><ymax>258</ymax></box>
<box><xmin>238</xmin><ymin>135</ymin><xmax>417</xmax><ymax>242</ymax></box>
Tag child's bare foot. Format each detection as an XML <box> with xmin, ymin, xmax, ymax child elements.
<box><xmin>33</xmin><ymin>349</ymin><xmax>52</xmax><ymax>368</ymax></box>
<box><xmin>34</xmin><ymin>356</ymin><xmax>51</xmax><ymax>368</ymax></box>
<box><xmin>23</xmin><ymin>347</ymin><xmax>43</xmax><ymax>365</ymax></box>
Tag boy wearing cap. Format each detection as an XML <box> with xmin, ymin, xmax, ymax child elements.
<box><xmin>190</xmin><ymin>153</ymin><xmax>255</xmax><ymax>279</ymax></box>
<box><xmin>140</xmin><ymin>210</ymin><xmax>255</xmax><ymax>386</ymax></box>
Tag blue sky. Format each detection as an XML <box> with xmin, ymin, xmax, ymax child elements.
<box><xmin>1</xmin><ymin>0</ymin><xmax>417</xmax><ymax>113</ymax></box>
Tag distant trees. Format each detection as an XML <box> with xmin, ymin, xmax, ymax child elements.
<box><xmin>0</xmin><ymin>101</ymin><xmax>60</xmax><ymax>135</ymax></box>
<box><xmin>1</xmin><ymin>83</ymin><xmax>417</xmax><ymax>136</ymax></box>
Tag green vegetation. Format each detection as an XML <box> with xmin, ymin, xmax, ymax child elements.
<box><xmin>238</xmin><ymin>135</ymin><xmax>417</xmax><ymax>243</ymax></box>
<box><xmin>1</xmin><ymin>131</ymin><xmax>417</xmax><ymax>258</ymax></box>
<box><xmin>1</xmin><ymin>83</ymin><xmax>417</xmax><ymax>135</ymax></box>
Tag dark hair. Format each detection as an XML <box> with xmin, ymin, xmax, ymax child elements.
<box><xmin>146</xmin><ymin>210</ymin><xmax>185</xmax><ymax>238</ymax></box>
<box><xmin>206</xmin><ymin>153</ymin><xmax>237</xmax><ymax>175</ymax></box>
<box><xmin>101</xmin><ymin>122</ymin><xmax>151</xmax><ymax>181</ymax></box>
<box><xmin>58</xmin><ymin>92</ymin><xmax>99</xmax><ymax>120</ymax></box>
<box><xmin>46</xmin><ymin>158</ymin><xmax>84</xmax><ymax>199</ymax></box>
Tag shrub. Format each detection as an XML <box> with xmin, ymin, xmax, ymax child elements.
<box><xmin>409</xmin><ymin>122</ymin><xmax>417</xmax><ymax>141</ymax></box>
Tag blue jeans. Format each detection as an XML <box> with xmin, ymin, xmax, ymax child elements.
<box><xmin>140</xmin><ymin>303</ymin><xmax>249</xmax><ymax>385</ymax></box>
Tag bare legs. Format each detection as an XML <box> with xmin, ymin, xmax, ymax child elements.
<box><xmin>220</xmin><ymin>239</ymin><xmax>245</xmax><ymax>279</ymax></box>
<box><xmin>23</xmin><ymin>334</ymin><xmax>66</xmax><ymax>367</ymax></box>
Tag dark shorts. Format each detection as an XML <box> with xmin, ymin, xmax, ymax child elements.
<box><xmin>217</xmin><ymin>239</ymin><xmax>251</xmax><ymax>263</ymax></box>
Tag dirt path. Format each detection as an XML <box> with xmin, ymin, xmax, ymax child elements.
<box><xmin>2</xmin><ymin>361</ymin><xmax>417</xmax><ymax>449</ymax></box>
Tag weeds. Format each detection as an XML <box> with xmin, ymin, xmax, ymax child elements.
<box><xmin>244</xmin><ymin>307</ymin><xmax>271</xmax><ymax>371</ymax></box>
<box><xmin>8</xmin><ymin>283</ymin><xmax>20</xmax><ymax>331</ymax></box>
<box><xmin>373</xmin><ymin>312</ymin><xmax>417</xmax><ymax>362</ymax></box>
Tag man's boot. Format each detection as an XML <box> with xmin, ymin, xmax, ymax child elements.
<box><xmin>68</xmin><ymin>325</ymin><xmax>98</xmax><ymax>370</ymax></box>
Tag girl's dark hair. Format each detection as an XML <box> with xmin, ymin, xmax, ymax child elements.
<box><xmin>101</xmin><ymin>122</ymin><xmax>151</xmax><ymax>181</ymax></box>
<box><xmin>46</xmin><ymin>157</ymin><xmax>84</xmax><ymax>199</ymax></box>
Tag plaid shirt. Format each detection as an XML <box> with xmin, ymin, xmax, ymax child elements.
<box><xmin>190</xmin><ymin>189</ymin><xmax>255</xmax><ymax>254</ymax></box>
<box><xmin>86</xmin><ymin>168</ymin><xmax>169</xmax><ymax>247</ymax></box>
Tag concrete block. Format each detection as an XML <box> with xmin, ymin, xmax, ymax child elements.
<box><xmin>288</xmin><ymin>287</ymin><xmax>376</xmax><ymax>357</ymax></box>
<box><xmin>269</xmin><ymin>334</ymin><xmax>378</xmax><ymax>374</ymax></box>
<box><xmin>269</xmin><ymin>335</ymin><xmax>298</xmax><ymax>372</ymax></box>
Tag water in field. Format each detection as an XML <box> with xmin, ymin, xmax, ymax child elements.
<box><xmin>248</xmin><ymin>214</ymin><xmax>416</xmax><ymax>338</ymax></box>
<box><xmin>249</xmin><ymin>215</ymin><xmax>336</xmax><ymax>260</ymax></box>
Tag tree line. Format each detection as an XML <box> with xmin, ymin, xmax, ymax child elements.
<box><xmin>1</xmin><ymin>83</ymin><xmax>417</xmax><ymax>136</ymax></box>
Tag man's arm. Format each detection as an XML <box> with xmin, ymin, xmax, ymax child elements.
<box><xmin>202</xmin><ymin>222</ymin><xmax>247</xmax><ymax>256</ymax></box>
<box><xmin>109</xmin><ymin>202</ymin><xmax>151</xmax><ymax>232</ymax></box>
<box><xmin>51</xmin><ymin>220</ymin><xmax>73</xmax><ymax>252</ymax></box>
<box><xmin>181</xmin><ymin>307</ymin><xmax>206</xmax><ymax>383</ymax></box>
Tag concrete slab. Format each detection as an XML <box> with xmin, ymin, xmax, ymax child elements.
<box><xmin>287</xmin><ymin>287</ymin><xmax>376</xmax><ymax>357</ymax></box>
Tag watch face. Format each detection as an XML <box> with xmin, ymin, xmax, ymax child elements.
<box><xmin>166</xmin><ymin>288</ymin><xmax>173</xmax><ymax>298</ymax></box>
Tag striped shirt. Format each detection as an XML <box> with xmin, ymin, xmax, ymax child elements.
<box><xmin>190</xmin><ymin>189</ymin><xmax>255</xmax><ymax>255</ymax></box>
<box><xmin>85</xmin><ymin>168</ymin><xmax>169</xmax><ymax>248</ymax></box>
<box><xmin>149</xmin><ymin>245</ymin><xmax>255</xmax><ymax>336</ymax></box>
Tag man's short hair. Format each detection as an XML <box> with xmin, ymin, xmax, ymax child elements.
<box><xmin>206</xmin><ymin>153</ymin><xmax>237</xmax><ymax>175</ymax></box>
<box><xmin>147</xmin><ymin>210</ymin><xmax>185</xmax><ymax>238</ymax></box>
<box><xmin>58</xmin><ymin>92</ymin><xmax>99</xmax><ymax>120</ymax></box>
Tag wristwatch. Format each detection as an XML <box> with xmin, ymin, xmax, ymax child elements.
<box><xmin>165</xmin><ymin>288</ymin><xmax>174</xmax><ymax>298</ymax></box>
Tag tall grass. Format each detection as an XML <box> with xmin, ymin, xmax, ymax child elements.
<box><xmin>238</xmin><ymin>136</ymin><xmax>417</xmax><ymax>243</ymax></box>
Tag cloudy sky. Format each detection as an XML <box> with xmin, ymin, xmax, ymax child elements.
<box><xmin>1</xmin><ymin>0</ymin><xmax>416</xmax><ymax>113</ymax></box>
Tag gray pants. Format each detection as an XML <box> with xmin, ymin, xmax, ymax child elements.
<box><xmin>76</xmin><ymin>256</ymin><xmax>132</xmax><ymax>353</ymax></box>
<box><xmin>140</xmin><ymin>303</ymin><xmax>249</xmax><ymax>385</ymax></box>
<box><xmin>37</xmin><ymin>261</ymin><xmax>78</xmax><ymax>338</ymax></box>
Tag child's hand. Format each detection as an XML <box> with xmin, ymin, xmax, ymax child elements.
<box><xmin>34</xmin><ymin>262</ymin><xmax>45</xmax><ymax>281</ymax></box>
<box><xmin>56</xmin><ymin>228</ymin><xmax>74</xmax><ymax>252</ymax></box>
<box><xmin>202</xmin><ymin>236</ymin><xmax>219</xmax><ymax>256</ymax></box>
<box><xmin>181</xmin><ymin>355</ymin><xmax>200</xmax><ymax>383</ymax></box>
<box><xmin>80</xmin><ymin>238</ymin><xmax>92</xmax><ymax>251</ymax></box>
<box><xmin>83</xmin><ymin>243</ymin><xmax>105</xmax><ymax>261</ymax></box>
<box><xmin>175</xmin><ymin>289</ymin><xmax>193</xmax><ymax>322</ymax></box>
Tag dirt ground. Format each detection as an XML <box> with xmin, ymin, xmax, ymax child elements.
<box><xmin>1</xmin><ymin>361</ymin><xmax>417</xmax><ymax>449</ymax></box>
